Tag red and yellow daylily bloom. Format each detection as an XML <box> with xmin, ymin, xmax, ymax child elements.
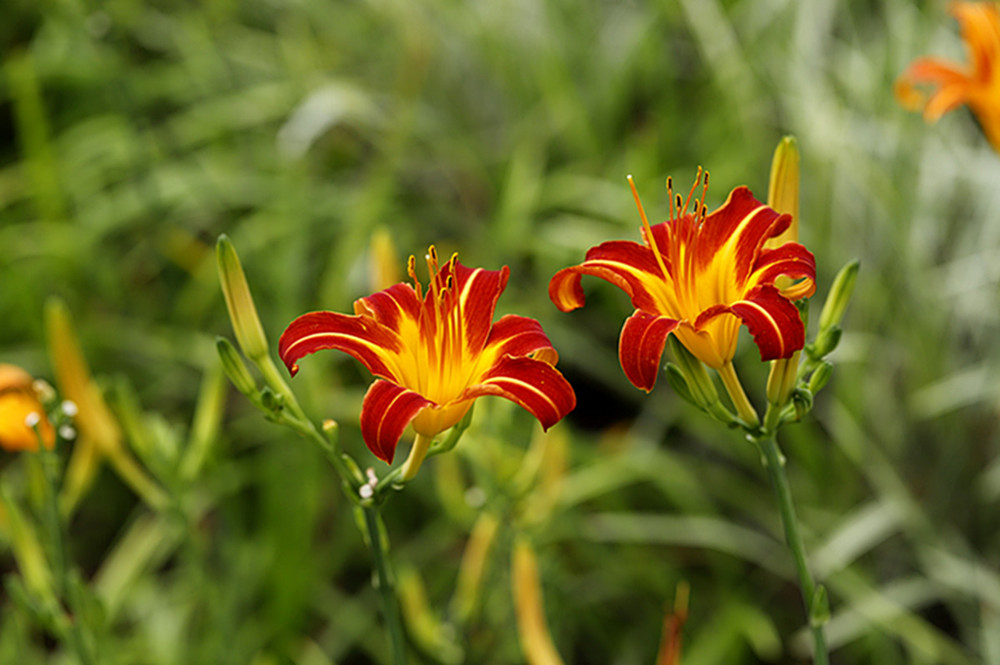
<box><xmin>896</xmin><ymin>2</ymin><xmax>1000</xmax><ymax>151</ymax></box>
<box><xmin>549</xmin><ymin>172</ymin><xmax>815</xmax><ymax>392</ymax></box>
<box><xmin>0</xmin><ymin>365</ymin><xmax>55</xmax><ymax>452</ymax></box>
<box><xmin>279</xmin><ymin>247</ymin><xmax>576</xmax><ymax>464</ymax></box>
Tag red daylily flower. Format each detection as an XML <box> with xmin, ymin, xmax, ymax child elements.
<box><xmin>896</xmin><ymin>2</ymin><xmax>1000</xmax><ymax>151</ymax></box>
<box><xmin>549</xmin><ymin>173</ymin><xmax>815</xmax><ymax>391</ymax></box>
<box><xmin>279</xmin><ymin>247</ymin><xmax>576</xmax><ymax>463</ymax></box>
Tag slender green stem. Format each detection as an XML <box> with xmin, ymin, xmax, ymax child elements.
<box><xmin>37</xmin><ymin>446</ymin><xmax>96</xmax><ymax>665</ymax></box>
<box><xmin>362</xmin><ymin>505</ymin><xmax>408</xmax><ymax>665</ymax></box>
<box><xmin>757</xmin><ymin>433</ymin><xmax>828</xmax><ymax>665</ymax></box>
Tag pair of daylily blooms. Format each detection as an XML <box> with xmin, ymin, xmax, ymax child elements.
<box><xmin>279</xmin><ymin>162</ymin><xmax>816</xmax><ymax>466</ymax></box>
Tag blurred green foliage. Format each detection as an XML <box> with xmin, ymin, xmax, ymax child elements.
<box><xmin>2</xmin><ymin>0</ymin><xmax>999</xmax><ymax>663</ymax></box>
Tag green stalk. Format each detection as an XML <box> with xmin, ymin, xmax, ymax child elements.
<box><xmin>38</xmin><ymin>445</ymin><xmax>96</xmax><ymax>665</ymax></box>
<box><xmin>756</xmin><ymin>433</ymin><xmax>829</xmax><ymax>665</ymax></box>
<box><xmin>363</xmin><ymin>505</ymin><xmax>408</xmax><ymax>665</ymax></box>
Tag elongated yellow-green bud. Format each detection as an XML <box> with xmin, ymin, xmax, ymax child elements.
<box><xmin>216</xmin><ymin>235</ymin><xmax>269</xmax><ymax>361</ymax></box>
<box><xmin>766</xmin><ymin>351</ymin><xmax>800</xmax><ymax>408</ymax></box>
<box><xmin>767</xmin><ymin>135</ymin><xmax>800</xmax><ymax>247</ymax></box>
<box><xmin>818</xmin><ymin>259</ymin><xmax>859</xmax><ymax>333</ymax></box>
<box><xmin>512</xmin><ymin>537</ymin><xmax>566</xmax><ymax>665</ymax></box>
<box><xmin>450</xmin><ymin>512</ymin><xmax>500</xmax><ymax>625</ymax></box>
<box><xmin>215</xmin><ymin>337</ymin><xmax>258</xmax><ymax>397</ymax></box>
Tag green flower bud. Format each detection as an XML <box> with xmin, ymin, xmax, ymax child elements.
<box><xmin>766</xmin><ymin>352</ymin><xmax>800</xmax><ymax>407</ymax></box>
<box><xmin>216</xmin><ymin>337</ymin><xmax>258</xmax><ymax>397</ymax></box>
<box><xmin>808</xmin><ymin>361</ymin><xmax>833</xmax><ymax>394</ymax></box>
<box><xmin>664</xmin><ymin>363</ymin><xmax>700</xmax><ymax>409</ymax></box>
<box><xmin>259</xmin><ymin>386</ymin><xmax>285</xmax><ymax>415</ymax></box>
<box><xmin>667</xmin><ymin>335</ymin><xmax>721</xmax><ymax>408</ymax></box>
<box><xmin>792</xmin><ymin>387</ymin><xmax>814</xmax><ymax>420</ymax></box>
<box><xmin>809</xmin><ymin>584</ymin><xmax>831</xmax><ymax>627</ymax></box>
<box><xmin>811</xmin><ymin>325</ymin><xmax>842</xmax><ymax>358</ymax></box>
<box><xmin>818</xmin><ymin>260</ymin><xmax>859</xmax><ymax>333</ymax></box>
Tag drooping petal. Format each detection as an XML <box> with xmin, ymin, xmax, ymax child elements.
<box><xmin>353</xmin><ymin>283</ymin><xmax>421</xmax><ymax>330</ymax></box>
<box><xmin>474</xmin><ymin>314</ymin><xmax>559</xmax><ymax>373</ymax></box>
<box><xmin>463</xmin><ymin>356</ymin><xmax>576</xmax><ymax>430</ymax></box>
<box><xmin>549</xmin><ymin>240</ymin><xmax>668</xmax><ymax>313</ymax></box>
<box><xmin>360</xmin><ymin>380</ymin><xmax>433</xmax><ymax>463</ymax></box>
<box><xmin>695</xmin><ymin>285</ymin><xmax>805</xmax><ymax>362</ymax></box>
<box><xmin>750</xmin><ymin>243</ymin><xmax>817</xmax><ymax>301</ymax></box>
<box><xmin>278</xmin><ymin>311</ymin><xmax>403</xmax><ymax>381</ymax></box>
<box><xmin>618</xmin><ymin>310</ymin><xmax>679</xmax><ymax>392</ymax></box>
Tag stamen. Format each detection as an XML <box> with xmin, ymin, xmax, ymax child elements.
<box><xmin>408</xmin><ymin>255</ymin><xmax>422</xmax><ymax>299</ymax></box>
<box><xmin>628</xmin><ymin>175</ymin><xmax>671</xmax><ymax>283</ymax></box>
<box><xmin>666</xmin><ymin>176</ymin><xmax>674</xmax><ymax>222</ymax></box>
<box><xmin>681</xmin><ymin>166</ymin><xmax>702</xmax><ymax>218</ymax></box>
<box><xmin>698</xmin><ymin>171</ymin><xmax>710</xmax><ymax>222</ymax></box>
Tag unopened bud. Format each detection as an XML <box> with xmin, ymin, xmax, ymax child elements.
<box><xmin>809</xmin><ymin>585</ymin><xmax>831</xmax><ymax>627</ymax></box>
<box><xmin>808</xmin><ymin>361</ymin><xmax>833</xmax><ymax>394</ymax></box>
<box><xmin>664</xmin><ymin>363</ymin><xmax>699</xmax><ymax>408</ymax></box>
<box><xmin>369</xmin><ymin>227</ymin><xmax>403</xmax><ymax>292</ymax></box>
<box><xmin>259</xmin><ymin>386</ymin><xmax>284</xmax><ymax>414</ymax></box>
<box><xmin>512</xmin><ymin>537</ymin><xmax>566</xmax><ymax>665</ymax></box>
<box><xmin>766</xmin><ymin>352</ymin><xmax>800</xmax><ymax>407</ymax></box>
<box><xmin>216</xmin><ymin>337</ymin><xmax>258</xmax><ymax>397</ymax></box>
<box><xmin>792</xmin><ymin>387</ymin><xmax>814</xmax><ymax>421</ymax></box>
<box><xmin>667</xmin><ymin>336</ymin><xmax>720</xmax><ymax>408</ymax></box>
<box><xmin>811</xmin><ymin>325</ymin><xmax>842</xmax><ymax>358</ymax></box>
<box><xmin>216</xmin><ymin>235</ymin><xmax>269</xmax><ymax>360</ymax></box>
<box><xmin>766</xmin><ymin>135</ymin><xmax>800</xmax><ymax>247</ymax></box>
<box><xmin>818</xmin><ymin>260</ymin><xmax>859</xmax><ymax>333</ymax></box>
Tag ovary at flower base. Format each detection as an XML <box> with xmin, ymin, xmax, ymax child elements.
<box><xmin>279</xmin><ymin>247</ymin><xmax>576</xmax><ymax>466</ymax></box>
<box><xmin>549</xmin><ymin>171</ymin><xmax>815</xmax><ymax>399</ymax></box>
<box><xmin>0</xmin><ymin>365</ymin><xmax>55</xmax><ymax>452</ymax></box>
<box><xmin>896</xmin><ymin>2</ymin><xmax>1000</xmax><ymax>151</ymax></box>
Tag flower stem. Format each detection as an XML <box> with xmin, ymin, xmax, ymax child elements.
<box><xmin>756</xmin><ymin>433</ymin><xmax>829</xmax><ymax>665</ymax></box>
<box><xmin>399</xmin><ymin>433</ymin><xmax>433</xmax><ymax>483</ymax></box>
<box><xmin>37</xmin><ymin>445</ymin><xmax>96</xmax><ymax>665</ymax></box>
<box><xmin>362</xmin><ymin>504</ymin><xmax>407</xmax><ymax>665</ymax></box>
<box><xmin>717</xmin><ymin>361</ymin><xmax>759</xmax><ymax>427</ymax></box>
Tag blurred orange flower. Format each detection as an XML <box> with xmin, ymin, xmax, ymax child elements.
<box><xmin>0</xmin><ymin>365</ymin><xmax>55</xmax><ymax>452</ymax></box>
<box><xmin>896</xmin><ymin>2</ymin><xmax>1000</xmax><ymax>151</ymax></box>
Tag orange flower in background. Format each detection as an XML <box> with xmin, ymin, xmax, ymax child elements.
<box><xmin>0</xmin><ymin>365</ymin><xmax>55</xmax><ymax>452</ymax></box>
<box><xmin>896</xmin><ymin>2</ymin><xmax>1000</xmax><ymax>151</ymax></box>
<box><xmin>280</xmin><ymin>247</ymin><xmax>576</xmax><ymax>464</ymax></box>
<box><xmin>549</xmin><ymin>172</ymin><xmax>815</xmax><ymax>392</ymax></box>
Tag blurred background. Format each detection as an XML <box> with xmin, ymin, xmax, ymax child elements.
<box><xmin>2</xmin><ymin>0</ymin><xmax>999</xmax><ymax>663</ymax></box>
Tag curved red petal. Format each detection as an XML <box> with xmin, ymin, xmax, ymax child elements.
<box><xmin>751</xmin><ymin>243</ymin><xmax>817</xmax><ymax>300</ymax></box>
<box><xmin>618</xmin><ymin>310</ymin><xmax>679</xmax><ymax>392</ymax></box>
<box><xmin>481</xmin><ymin>314</ymin><xmax>558</xmax><ymax>363</ymax></box>
<box><xmin>360</xmin><ymin>380</ymin><xmax>432</xmax><ymax>463</ymax></box>
<box><xmin>463</xmin><ymin>356</ymin><xmax>575</xmax><ymax>430</ymax></box>
<box><xmin>354</xmin><ymin>283</ymin><xmax>421</xmax><ymax>330</ymax></box>
<box><xmin>549</xmin><ymin>240</ymin><xmax>665</xmax><ymax>313</ymax></box>
<box><xmin>728</xmin><ymin>285</ymin><xmax>806</xmax><ymax>361</ymax></box>
<box><xmin>278</xmin><ymin>311</ymin><xmax>402</xmax><ymax>380</ymax></box>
